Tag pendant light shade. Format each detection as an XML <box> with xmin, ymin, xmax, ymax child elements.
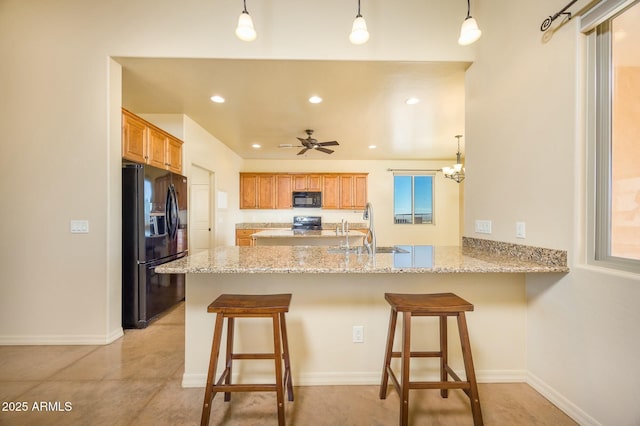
<box><xmin>458</xmin><ymin>0</ymin><xmax>481</xmax><ymax>46</ymax></box>
<box><xmin>349</xmin><ymin>0</ymin><xmax>369</xmax><ymax>45</ymax></box>
<box><xmin>235</xmin><ymin>1</ymin><xmax>256</xmax><ymax>42</ymax></box>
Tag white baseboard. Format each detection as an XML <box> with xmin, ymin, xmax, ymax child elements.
<box><xmin>182</xmin><ymin>369</ymin><xmax>528</xmax><ymax>389</ymax></box>
<box><xmin>526</xmin><ymin>372</ymin><xmax>601</xmax><ymax>426</ymax></box>
<box><xmin>0</xmin><ymin>328</ymin><xmax>124</xmax><ymax>345</ymax></box>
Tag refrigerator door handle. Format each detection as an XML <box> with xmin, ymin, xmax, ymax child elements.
<box><xmin>166</xmin><ymin>184</ymin><xmax>179</xmax><ymax>239</ymax></box>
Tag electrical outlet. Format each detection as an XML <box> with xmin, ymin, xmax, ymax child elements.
<box><xmin>352</xmin><ymin>325</ymin><xmax>364</xmax><ymax>343</ymax></box>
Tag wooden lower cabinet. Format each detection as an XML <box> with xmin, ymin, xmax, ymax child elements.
<box><xmin>236</xmin><ymin>229</ymin><xmax>267</xmax><ymax>246</ymax></box>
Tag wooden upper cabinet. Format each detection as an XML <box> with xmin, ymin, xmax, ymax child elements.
<box><xmin>147</xmin><ymin>127</ymin><xmax>168</xmax><ymax>169</ymax></box>
<box><xmin>122</xmin><ymin>111</ymin><xmax>147</xmax><ymax>164</ymax></box>
<box><xmin>167</xmin><ymin>137</ymin><xmax>183</xmax><ymax>173</ymax></box>
<box><xmin>239</xmin><ymin>172</ymin><xmax>367</xmax><ymax>210</ymax></box>
<box><xmin>275</xmin><ymin>175</ymin><xmax>293</xmax><ymax>209</ymax></box>
<box><xmin>293</xmin><ymin>174</ymin><xmax>322</xmax><ymax>191</ymax></box>
<box><xmin>258</xmin><ymin>175</ymin><xmax>276</xmax><ymax>209</ymax></box>
<box><xmin>240</xmin><ymin>174</ymin><xmax>259</xmax><ymax>209</ymax></box>
<box><xmin>352</xmin><ymin>174</ymin><xmax>368</xmax><ymax>209</ymax></box>
<box><xmin>121</xmin><ymin>108</ymin><xmax>183</xmax><ymax>174</ymax></box>
<box><xmin>338</xmin><ymin>174</ymin><xmax>368</xmax><ymax>209</ymax></box>
<box><xmin>240</xmin><ymin>173</ymin><xmax>277</xmax><ymax>209</ymax></box>
<box><xmin>322</xmin><ymin>175</ymin><xmax>340</xmax><ymax>209</ymax></box>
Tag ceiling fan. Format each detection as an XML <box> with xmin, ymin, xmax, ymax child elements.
<box><xmin>294</xmin><ymin>129</ymin><xmax>339</xmax><ymax>155</ymax></box>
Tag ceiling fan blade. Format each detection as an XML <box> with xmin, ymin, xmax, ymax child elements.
<box><xmin>315</xmin><ymin>147</ymin><xmax>334</xmax><ymax>154</ymax></box>
<box><xmin>318</xmin><ymin>141</ymin><xmax>339</xmax><ymax>146</ymax></box>
<box><xmin>297</xmin><ymin>148</ymin><xmax>310</xmax><ymax>155</ymax></box>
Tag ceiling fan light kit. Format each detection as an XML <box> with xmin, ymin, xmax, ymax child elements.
<box><xmin>294</xmin><ymin>130</ymin><xmax>340</xmax><ymax>156</ymax></box>
<box><xmin>232</xmin><ymin>0</ymin><xmax>479</xmax><ymax>45</ymax></box>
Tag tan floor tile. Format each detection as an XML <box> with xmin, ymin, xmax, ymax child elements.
<box><xmin>0</xmin><ymin>346</ymin><xmax>97</xmax><ymax>381</ymax></box>
<box><xmin>0</xmin><ymin>380</ymin><xmax>164</xmax><ymax>426</ymax></box>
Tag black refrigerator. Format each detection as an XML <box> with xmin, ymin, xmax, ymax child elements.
<box><xmin>122</xmin><ymin>162</ymin><xmax>188</xmax><ymax>329</ymax></box>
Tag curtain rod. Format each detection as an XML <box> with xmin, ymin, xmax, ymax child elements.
<box><xmin>387</xmin><ymin>168</ymin><xmax>441</xmax><ymax>172</ymax></box>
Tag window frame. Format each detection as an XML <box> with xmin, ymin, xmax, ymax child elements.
<box><xmin>586</xmin><ymin>0</ymin><xmax>640</xmax><ymax>273</ymax></box>
<box><xmin>392</xmin><ymin>172</ymin><xmax>435</xmax><ymax>225</ymax></box>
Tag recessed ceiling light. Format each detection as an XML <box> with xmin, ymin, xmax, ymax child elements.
<box><xmin>251</xmin><ymin>144</ymin><xmax>261</xmax><ymax>149</ymax></box>
<box><xmin>210</xmin><ymin>95</ymin><xmax>225</xmax><ymax>103</ymax></box>
<box><xmin>405</xmin><ymin>97</ymin><xmax>420</xmax><ymax>105</ymax></box>
<box><xmin>368</xmin><ymin>145</ymin><xmax>377</xmax><ymax>149</ymax></box>
<box><xmin>309</xmin><ymin>96</ymin><xmax>323</xmax><ymax>104</ymax></box>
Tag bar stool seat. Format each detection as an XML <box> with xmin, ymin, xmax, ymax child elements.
<box><xmin>379</xmin><ymin>292</ymin><xmax>483</xmax><ymax>425</ymax></box>
<box><xmin>201</xmin><ymin>294</ymin><xmax>294</xmax><ymax>426</ymax></box>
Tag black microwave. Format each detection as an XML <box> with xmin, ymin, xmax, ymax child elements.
<box><xmin>292</xmin><ymin>191</ymin><xmax>322</xmax><ymax>208</ymax></box>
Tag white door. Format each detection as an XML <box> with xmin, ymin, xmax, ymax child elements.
<box><xmin>190</xmin><ymin>166</ymin><xmax>214</xmax><ymax>253</ymax></box>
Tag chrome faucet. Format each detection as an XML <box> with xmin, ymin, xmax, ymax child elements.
<box><xmin>363</xmin><ymin>202</ymin><xmax>376</xmax><ymax>255</ymax></box>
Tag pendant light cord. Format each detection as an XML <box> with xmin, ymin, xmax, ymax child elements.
<box><xmin>466</xmin><ymin>0</ymin><xmax>471</xmax><ymax>19</ymax></box>
<box><xmin>242</xmin><ymin>0</ymin><xmax>248</xmax><ymax>13</ymax></box>
<box><xmin>356</xmin><ymin>0</ymin><xmax>362</xmax><ymax>18</ymax></box>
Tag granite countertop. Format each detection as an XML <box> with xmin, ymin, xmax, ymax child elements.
<box><xmin>251</xmin><ymin>229</ymin><xmax>366</xmax><ymax>238</ymax></box>
<box><xmin>155</xmin><ymin>242</ymin><xmax>569</xmax><ymax>274</ymax></box>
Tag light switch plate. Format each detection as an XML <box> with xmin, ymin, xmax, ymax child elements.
<box><xmin>475</xmin><ymin>220</ymin><xmax>492</xmax><ymax>234</ymax></box>
<box><xmin>70</xmin><ymin>220</ymin><xmax>89</xmax><ymax>234</ymax></box>
<box><xmin>516</xmin><ymin>222</ymin><xmax>526</xmax><ymax>239</ymax></box>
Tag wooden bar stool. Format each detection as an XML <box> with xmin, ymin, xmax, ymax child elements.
<box><xmin>201</xmin><ymin>294</ymin><xmax>294</xmax><ymax>426</ymax></box>
<box><xmin>379</xmin><ymin>292</ymin><xmax>483</xmax><ymax>426</ymax></box>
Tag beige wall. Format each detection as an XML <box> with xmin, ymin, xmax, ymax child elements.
<box><xmin>465</xmin><ymin>1</ymin><xmax>640</xmax><ymax>425</ymax></box>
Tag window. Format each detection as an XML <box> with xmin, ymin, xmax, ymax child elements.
<box><xmin>393</xmin><ymin>174</ymin><xmax>434</xmax><ymax>224</ymax></box>
<box><xmin>588</xmin><ymin>0</ymin><xmax>640</xmax><ymax>272</ymax></box>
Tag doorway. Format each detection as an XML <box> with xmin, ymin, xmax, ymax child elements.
<box><xmin>190</xmin><ymin>165</ymin><xmax>215</xmax><ymax>253</ymax></box>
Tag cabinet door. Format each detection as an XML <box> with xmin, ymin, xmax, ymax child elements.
<box><xmin>167</xmin><ymin>137</ymin><xmax>183</xmax><ymax>173</ymax></box>
<box><xmin>322</xmin><ymin>175</ymin><xmax>340</xmax><ymax>209</ymax></box>
<box><xmin>307</xmin><ymin>175</ymin><xmax>322</xmax><ymax>191</ymax></box>
<box><xmin>293</xmin><ymin>175</ymin><xmax>307</xmax><ymax>191</ymax></box>
<box><xmin>339</xmin><ymin>175</ymin><xmax>354</xmax><ymax>208</ymax></box>
<box><xmin>240</xmin><ymin>174</ymin><xmax>258</xmax><ymax>209</ymax></box>
<box><xmin>257</xmin><ymin>175</ymin><xmax>275</xmax><ymax>209</ymax></box>
<box><xmin>275</xmin><ymin>175</ymin><xmax>292</xmax><ymax>209</ymax></box>
<box><xmin>122</xmin><ymin>111</ymin><xmax>147</xmax><ymax>163</ymax></box>
<box><xmin>147</xmin><ymin>127</ymin><xmax>168</xmax><ymax>169</ymax></box>
<box><xmin>236</xmin><ymin>229</ymin><xmax>260</xmax><ymax>246</ymax></box>
<box><xmin>352</xmin><ymin>175</ymin><xmax>368</xmax><ymax>209</ymax></box>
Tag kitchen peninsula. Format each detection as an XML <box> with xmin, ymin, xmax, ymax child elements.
<box><xmin>156</xmin><ymin>238</ymin><xmax>568</xmax><ymax>388</ymax></box>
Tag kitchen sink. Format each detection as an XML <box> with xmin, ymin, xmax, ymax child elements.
<box><xmin>326</xmin><ymin>246</ymin><xmax>409</xmax><ymax>254</ymax></box>
<box><xmin>326</xmin><ymin>246</ymin><xmax>363</xmax><ymax>254</ymax></box>
<box><xmin>374</xmin><ymin>246</ymin><xmax>410</xmax><ymax>253</ymax></box>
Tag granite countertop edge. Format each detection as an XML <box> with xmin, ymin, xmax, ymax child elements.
<box><xmin>155</xmin><ymin>242</ymin><xmax>569</xmax><ymax>275</ymax></box>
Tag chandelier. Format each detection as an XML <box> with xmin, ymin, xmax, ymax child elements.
<box><xmin>442</xmin><ymin>135</ymin><xmax>465</xmax><ymax>183</ymax></box>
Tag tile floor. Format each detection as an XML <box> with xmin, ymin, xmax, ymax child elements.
<box><xmin>0</xmin><ymin>302</ymin><xmax>577</xmax><ymax>425</ymax></box>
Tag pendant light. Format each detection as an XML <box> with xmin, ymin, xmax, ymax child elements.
<box><xmin>235</xmin><ymin>0</ymin><xmax>256</xmax><ymax>42</ymax></box>
<box><xmin>458</xmin><ymin>0</ymin><xmax>482</xmax><ymax>46</ymax></box>
<box><xmin>349</xmin><ymin>0</ymin><xmax>369</xmax><ymax>45</ymax></box>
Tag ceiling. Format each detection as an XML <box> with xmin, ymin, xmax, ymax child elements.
<box><xmin>118</xmin><ymin>58</ymin><xmax>470</xmax><ymax>161</ymax></box>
